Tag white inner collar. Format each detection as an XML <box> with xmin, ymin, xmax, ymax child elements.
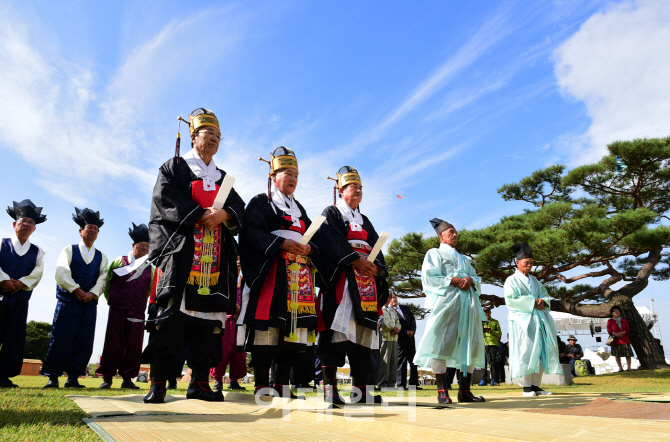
<box><xmin>336</xmin><ymin>198</ymin><xmax>363</xmax><ymax>225</ymax></box>
<box><xmin>183</xmin><ymin>148</ymin><xmax>222</xmax><ymax>184</ymax></box>
<box><xmin>11</xmin><ymin>234</ymin><xmax>31</xmax><ymax>256</ymax></box>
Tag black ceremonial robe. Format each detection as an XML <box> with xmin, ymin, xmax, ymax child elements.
<box><xmin>314</xmin><ymin>205</ymin><xmax>389</xmax><ymax>336</ymax></box>
<box><xmin>239</xmin><ymin>193</ymin><xmax>323</xmax><ymax>350</ymax></box>
<box><xmin>147</xmin><ymin>157</ymin><xmax>245</xmax><ymax>329</ymax></box>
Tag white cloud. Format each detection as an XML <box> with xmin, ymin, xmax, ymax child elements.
<box><xmin>554</xmin><ymin>0</ymin><xmax>670</xmax><ymax>163</ymax></box>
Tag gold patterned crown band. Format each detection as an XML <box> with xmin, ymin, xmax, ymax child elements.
<box><xmin>336</xmin><ymin>171</ymin><xmax>361</xmax><ymax>188</ymax></box>
<box><xmin>188</xmin><ymin>113</ymin><xmax>219</xmax><ymax>135</ymax></box>
<box><xmin>270</xmin><ymin>155</ymin><xmax>298</xmax><ymax>173</ymax></box>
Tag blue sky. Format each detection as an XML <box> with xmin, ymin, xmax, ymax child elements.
<box><xmin>1</xmin><ymin>0</ymin><xmax>669</xmax><ymax>363</ymax></box>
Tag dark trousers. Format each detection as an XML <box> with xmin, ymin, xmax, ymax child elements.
<box><xmin>141</xmin><ymin>314</ymin><xmax>222</xmax><ymax>379</ymax></box>
<box><xmin>96</xmin><ymin>307</ymin><xmax>145</xmax><ymax>379</ymax></box>
<box><xmin>42</xmin><ymin>300</ymin><xmax>97</xmax><ymax>378</ymax></box>
<box><xmin>0</xmin><ymin>295</ymin><xmax>29</xmax><ymax>378</ymax></box>
<box><xmin>396</xmin><ymin>343</ymin><xmax>418</xmax><ymax>388</ymax></box>
<box><xmin>369</xmin><ymin>349</ymin><xmax>381</xmax><ymax>386</ymax></box>
<box><xmin>317</xmin><ymin>339</ymin><xmax>371</xmax><ymax>380</ymax></box>
<box><xmin>290</xmin><ymin>347</ymin><xmax>316</xmax><ymax>387</ymax></box>
<box><xmin>482</xmin><ymin>345</ymin><xmax>498</xmax><ymax>383</ymax></box>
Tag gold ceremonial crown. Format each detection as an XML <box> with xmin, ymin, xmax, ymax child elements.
<box><xmin>187</xmin><ymin>108</ymin><xmax>219</xmax><ymax>135</ymax></box>
<box><xmin>260</xmin><ymin>146</ymin><xmax>298</xmax><ymax>173</ymax></box>
<box><xmin>335</xmin><ymin>166</ymin><xmax>361</xmax><ymax>189</ymax></box>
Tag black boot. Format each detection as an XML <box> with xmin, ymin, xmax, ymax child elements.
<box><xmin>322</xmin><ymin>365</ymin><xmax>345</xmax><ymax>405</ymax></box>
<box><xmin>186</xmin><ymin>368</ymin><xmax>223</xmax><ymax>402</ymax></box>
<box><xmin>144</xmin><ymin>359</ymin><xmax>167</xmax><ymax>403</ymax></box>
<box><xmin>254</xmin><ymin>365</ymin><xmax>272</xmax><ymax>397</ymax></box>
<box><xmin>213</xmin><ymin>380</ymin><xmax>223</xmax><ymax>392</ymax></box>
<box><xmin>64</xmin><ymin>377</ymin><xmax>85</xmax><ymax>388</ymax></box>
<box><xmin>457</xmin><ymin>373</ymin><xmax>485</xmax><ymax>403</ymax></box>
<box><xmin>435</xmin><ymin>373</ymin><xmax>452</xmax><ymax>405</ymax></box>
<box><xmin>0</xmin><ymin>376</ymin><xmax>18</xmax><ymax>388</ymax></box>
<box><xmin>228</xmin><ymin>379</ymin><xmax>246</xmax><ymax>390</ymax></box>
<box><xmin>273</xmin><ymin>363</ymin><xmax>303</xmax><ymax>399</ymax></box>
<box><xmin>167</xmin><ymin>378</ymin><xmax>178</xmax><ymax>390</ymax></box>
<box><xmin>121</xmin><ymin>378</ymin><xmax>140</xmax><ymax>389</ymax></box>
<box><xmin>99</xmin><ymin>377</ymin><xmax>113</xmax><ymax>389</ymax></box>
<box><xmin>43</xmin><ymin>376</ymin><xmax>59</xmax><ymax>388</ymax></box>
<box><xmin>350</xmin><ymin>376</ymin><xmax>382</xmax><ymax>404</ymax></box>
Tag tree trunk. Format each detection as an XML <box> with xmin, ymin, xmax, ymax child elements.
<box><xmin>611</xmin><ymin>294</ymin><xmax>668</xmax><ymax>369</ymax></box>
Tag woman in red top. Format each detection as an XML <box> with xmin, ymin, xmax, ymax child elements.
<box><xmin>607</xmin><ymin>306</ymin><xmax>634</xmax><ymax>372</ymax></box>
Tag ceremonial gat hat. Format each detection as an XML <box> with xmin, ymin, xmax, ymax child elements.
<box><xmin>188</xmin><ymin>108</ymin><xmax>219</xmax><ymax>135</ymax></box>
<box><xmin>430</xmin><ymin>218</ymin><xmax>454</xmax><ymax>234</ymax></box>
<box><xmin>511</xmin><ymin>242</ymin><xmax>533</xmax><ymax>260</ymax></box>
<box><xmin>72</xmin><ymin>207</ymin><xmax>104</xmax><ymax>229</ymax></box>
<box><xmin>128</xmin><ymin>222</ymin><xmax>149</xmax><ymax>243</ymax></box>
<box><xmin>7</xmin><ymin>199</ymin><xmax>47</xmax><ymax>224</ymax></box>
<box><xmin>335</xmin><ymin>166</ymin><xmax>361</xmax><ymax>189</ymax></box>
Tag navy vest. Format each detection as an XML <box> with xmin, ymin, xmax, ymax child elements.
<box><xmin>0</xmin><ymin>238</ymin><xmax>39</xmax><ymax>300</ymax></box>
<box><xmin>56</xmin><ymin>244</ymin><xmax>102</xmax><ymax>305</ymax></box>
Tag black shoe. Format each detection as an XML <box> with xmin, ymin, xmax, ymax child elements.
<box><xmin>64</xmin><ymin>378</ymin><xmax>86</xmax><ymax>389</ymax></box>
<box><xmin>186</xmin><ymin>369</ymin><xmax>223</xmax><ymax>402</ymax></box>
<box><xmin>213</xmin><ymin>380</ymin><xmax>223</xmax><ymax>392</ymax></box>
<box><xmin>187</xmin><ymin>380</ymin><xmax>224</xmax><ymax>402</ymax></box>
<box><xmin>228</xmin><ymin>380</ymin><xmax>246</xmax><ymax>390</ymax></box>
<box><xmin>167</xmin><ymin>379</ymin><xmax>178</xmax><ymax>390</ymax></box>
<box><xmin>143</xmin><ymin>381</ymin><xmax>167</xmax><ymax>403</ymax></box>
<box><xmin>274</xmin><ymin>384</ymin><xmax>304</xmax><ymax>400</ymax></box>
<box><xmin>457</xmin><ymin>373</ymin><xmax>484</xmax><ymax>402</ymax></box>
<box><xmin>121</xmin><ymin>379</ymin><xmax>140</xmax><ymax>389</ymax></box>
<box><xmin>99</xmin><ymin>377</ymin><xmax>113</xmax><ymax>389</ymax></box>
<box><xmin>324</xmin><ymin>385</ymin><xmax>346</xmax><ymax>405</ymax></box>
<box><xmin>457</xmin><ymin>390</ymin><xmax>486</xmax><ymax>403</ymax></box>
<box><xmin>43</xmin><ymin>377</ymin><xmax>59</xmax><ymax>388</ymax></box>
<box><xmin>350</xmin><ymin>380</ymin><xmax>382</xmax><ymax>405</ymax></box>
<box><xmin>435</xmin><ymin>372</ymin><xmax>452</xmax><ymax>404</ymax></box>
<box><xmin>0</xmin><ymin>376</ymin><xmax>18</xmax><ymax>388</ymax></box>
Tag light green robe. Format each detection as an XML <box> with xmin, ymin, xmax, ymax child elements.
<box><xmin>504</xmin><ymin>270</ymin><xmax>562</xmax><ymax>378</ymax></box>
<box><xmin>414</xmin><ymin>243</ymin><xmax>486</xmax><ymax>373</ymax></box>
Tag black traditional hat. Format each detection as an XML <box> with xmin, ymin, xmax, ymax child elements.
<box><xmin>511</xmin><ymin>242</ymin><xmax>533</xmax><ymax>260</ymax></box>
<box><xmin>430</xmin><ymin>218</ymin><xmax>454</xmax><ymax>234</ymax></box>
<box><xmin>7</xmin><ymin>199</ymin><xmax>47</xmax><ymax>224</ymax></box>
<box><xmin>72</xmin><ymin>207</ymin><xmax>104</xmax><ymax>229</ymax></box>
<box><xmin>128</xmin><ymin>222</ymin><xmax>149</xmax><ymax>243</ymax></box>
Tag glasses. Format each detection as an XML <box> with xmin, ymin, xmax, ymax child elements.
<box><xmin>198</xmin><ymin>129</ymin><xmax>222</xmax><ymax>140</ymax></box>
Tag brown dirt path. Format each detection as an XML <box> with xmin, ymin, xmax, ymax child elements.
<box><xmin>524</xmin><ymin>398</ymin><xmax>670</xmax><ymax>420</ymax></box>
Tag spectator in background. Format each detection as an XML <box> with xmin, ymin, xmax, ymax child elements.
<box><xmin>607</xmin><ymin>306</ymin><xmax>634</xmax><ymax>372</ymax></box>
<box><xmin>395</xmin><ymin>297</ymin><xmax>421</xmax><ymax>390</ymax></box>
<box><xmin>378</xmin><ymin>295</ymin><xmax>401</xmax><ymax>388</ymax></box>
<box><xmin>566</xmin><ymin>335</ymin><xmax>594</xmax><ymax>376</ymax></box>
<box><xmin>479</xmin><ymin>306</ymin><xmax>502</xmax><ymax>386</ymax></box>
<box><xmin>557</xmin><ymin>336</ymin><xmax>569</xmax><ymax>364</ymax></box>
<box><xmin>369</xmin><ymin>315</ymin><xmax>383</xmax><ymax>391</ymax></box>
<box><xmin>495</xmin><ymin>338</ymin><xmax>508</xmax><ymax>384</ymax></box>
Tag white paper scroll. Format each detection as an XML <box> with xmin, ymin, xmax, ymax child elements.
<box><xmin>367</xmin><ymin>232</ymin><xmax>390</xmax><ymax>262</ymax></box>
<box><xmin>213</xmin><ymin>175</ymin><xmax>236</xmax><ymax>209</ymax></box>
<box><xmin>299</xmin><ymin>215</ymin><xmax>326</xmax><ymax>245</ymax></box>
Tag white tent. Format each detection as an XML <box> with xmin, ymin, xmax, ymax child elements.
<box><xmin>550</xmin><ymin>306</ymin><xmax>655</xmax><ymax>332</ymax></box>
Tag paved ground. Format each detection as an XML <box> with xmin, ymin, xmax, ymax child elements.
<box><xmin>70</xmin><ymin>391</ymin><xmax>670</xmax><ymax>441</ymax></box>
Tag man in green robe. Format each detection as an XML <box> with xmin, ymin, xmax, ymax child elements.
<box><xmin>504</xmin><ymin>242</ymin><xmax>562</xmax><ymax>396</ymax></box>
<box><xmin>414</xmin><ymin>218</ymin><xmax>485</xmax><ymax>404</ymax></box>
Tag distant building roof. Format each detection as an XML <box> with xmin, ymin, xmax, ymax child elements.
<box><xmin>23</xmin><ymin>359</ymin><xmax>42</xmax><ymax>364</ymax></box>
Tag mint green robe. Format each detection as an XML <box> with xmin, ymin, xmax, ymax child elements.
<box><xmin>414</xmin><ymin>244</ymin><xmax>486</xmax><ymax>373</ymax></box>
<box><xmin>504</xmin><ymin>270</ymin><xmax>562</xmax><ymax>378</ymax></box>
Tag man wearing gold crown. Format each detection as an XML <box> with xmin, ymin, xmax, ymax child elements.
<box><xmin>313</xmin><ymin>166</ymin><xmax>389</xmax><ymax>405</ymax></box>
<box><xmin>237</xmin><ymin>147</ymin><xmax>321</xmax><ymax>398</ymax></box>
<box><xmin>141</xmin><ymin>108</ymin><xmax>245</xmax><ymax>403</ymax></box>
<box><xmin>0</xmin><ymin>200</ymin><xmax>47</xmax><ymax>388</ymax></box>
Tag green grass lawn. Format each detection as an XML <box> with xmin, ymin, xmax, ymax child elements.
<box><xmin>1</xmin><ymin>370</ymin><xmax>669</xmax><ymax>441</ymax></box>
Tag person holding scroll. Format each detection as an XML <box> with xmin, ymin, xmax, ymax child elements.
<box><xmin>140</xmin><ymin>108</ymin><xmax>245</xmax><ymax>403</ymax></box>
<box><xmin>314</xmin><ymin>166</ymin><xmax>389</xmax><ymax>405</ymax></box>
<box><xmin>237</xmin><ymin>147</ymin><xmax>321</xmax><ymax>399</ymax></box>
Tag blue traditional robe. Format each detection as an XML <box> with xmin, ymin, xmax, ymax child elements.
<box><xmin>414</xmin><ymin>243</ymin><xmax>485</xmax><ymax>373</ymax></box>
<box><xmin>504</xmin><ymin>270</ymin><xmax>562</xmax><ymax>378</ymax></box>
<box><xmin>42</xmin><ymin>242</ymin><xmax>107</xmax><ymax>378</ymax></box>
<box><xmin>0</xmin><ymin>237</ymin><xmax>44</xmax><ymax>378</ymax></box>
